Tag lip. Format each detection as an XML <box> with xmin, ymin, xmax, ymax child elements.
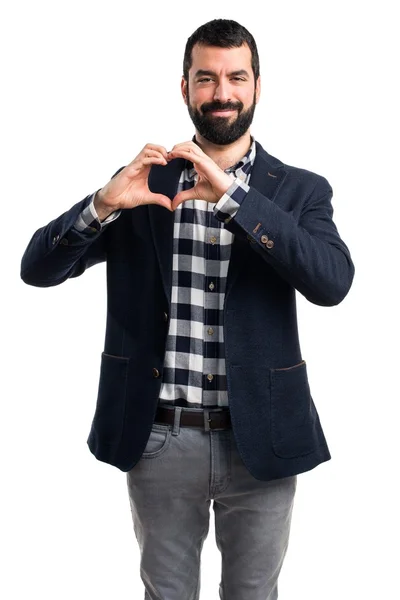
<box><xmin>210</xmin><ymin>109</ymin><xmax>236</xmax><ymax>116</ymax></box>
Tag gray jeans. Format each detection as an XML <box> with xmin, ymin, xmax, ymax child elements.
<box><xmin>126</xmin><ymin>407</ymin><xmax>297</xmax><ymax>600</ymax></box>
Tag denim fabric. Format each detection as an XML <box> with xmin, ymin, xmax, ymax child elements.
<box><xmin>126</xmin><ymin>407</ymin><xmax>297</xmax><ymax>600</ymax></box>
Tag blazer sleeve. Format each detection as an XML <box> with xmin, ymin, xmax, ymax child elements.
<box><xmin>20</xmin><ymin>167</ymin><xmax>125</xmax><ymax>287</ymax></box>
<box><xmin>222</xmin><ymin>175</ymin><xmax>355</xmax><ymax>306</ymax></box>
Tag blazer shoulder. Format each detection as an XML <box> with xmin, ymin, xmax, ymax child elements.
<box><xmin>256</xmin><ymin>142</ymin><xmax>332</xmax><ymax>193</ymax></box>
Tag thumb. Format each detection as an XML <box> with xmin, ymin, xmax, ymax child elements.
<box><xmin>171</xmin><ymin>188</ymin><xmax>196</xmax><ymax>211</ymax></box>
<box><xmin>147</xmin><ymin>193</ymin><xmax>173</xmax><ymax>211</ymax></box>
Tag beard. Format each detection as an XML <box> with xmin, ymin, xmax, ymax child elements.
<box><xmin>186</xmin><ymin>89</ymin><xmax>257</xmax><ymax>145</ymax></box>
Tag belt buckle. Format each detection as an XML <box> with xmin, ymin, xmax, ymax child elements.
<box><xmin>203</xmin><ymin>408</ymin><xmax>225</xmax><ymax>432</ymax></box>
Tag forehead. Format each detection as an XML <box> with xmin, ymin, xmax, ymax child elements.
<box><xmin>190</xmin><ymin>43</ymin><xmax>253</xmax><ymax>75</ymax></box>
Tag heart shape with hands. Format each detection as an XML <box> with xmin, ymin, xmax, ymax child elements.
<box><xmin>166</xmin><ymin>141</ymin><xmax>233</xmax><ymax>210</ymax></box>
<box><xmin>95</xmin><ymin>140</ymin><xmax>235</xmax><ymax>219</ymax></box>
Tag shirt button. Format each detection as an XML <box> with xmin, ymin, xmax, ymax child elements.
<box><xmin>152</xmin><ymin>368</ymin><xmax>160</xmax><ymax>378</ymax></box>
<box><xmin>207</xmin><ymin>327</ymin><xmax>214</xmax><ymax>335</ymax></box>
<box><xmin>238</xmin><ymin>172</ymin><xmax>246</xmax><ymax>181</ymax></box>
<box><xmin>209</xmin><ymin>282</ymin><xmax>215</xmax><ymax>291</ymax></box>
<box><xmin>207</xmin><ymin>374</ymin><xmax>214</xmax><ymax>382</ymax></box>
<box><xmin>209</xmin><ymin>236</ymin><xmax>217</xmax><ymax>244</ymax></box>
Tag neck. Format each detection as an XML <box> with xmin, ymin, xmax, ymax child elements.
<box><xmin>194</xmin><ymin>131</ymin><xmax>252</xmax><ymax>171</ymax></box>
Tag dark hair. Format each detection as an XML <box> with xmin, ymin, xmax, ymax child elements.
<box><xmin>183</xmin><ymin>19</ymin><xmax>260</xmax><ymax>83</ymax></box>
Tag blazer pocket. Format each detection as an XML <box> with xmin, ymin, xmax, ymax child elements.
<box><xmin>92</xmin><ymin>352</ymin><xmax>129</xmax><ymax>445</ymax></box>
<box><xmin>270</xmin><ymin>360</ymin><xmax>317</xmax><ymax>458</ymax></box>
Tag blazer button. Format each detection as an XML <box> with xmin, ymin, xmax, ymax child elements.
<box><xmin>261</xmin><ymin>235</ymin><xmax>269</xmax><ymax>244</ymax></box>
<box><xmin>266</xmin><ymin>239</ymin><xmax>274</xmax><ymax>248</ymax></box>
<box><xmin>152</xmin><ymin>368</ymin><xmax>160</xmax><ymax>378</ymax></box>
<box><xmin>163</xmin><ymin>312</ymin><xmax>168</xmax><ymax>322</ymax></box>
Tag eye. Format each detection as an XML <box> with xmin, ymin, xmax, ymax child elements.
<box><xmin>197</xmin><ymin>76</ymin><xmax>246</xmax><ymax>83</ymax></box>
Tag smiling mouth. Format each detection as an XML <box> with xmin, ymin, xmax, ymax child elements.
<box><xmin>209</xmin><ymin>109</ymin><xmax>237</xmax><ymax>116</ymax></box>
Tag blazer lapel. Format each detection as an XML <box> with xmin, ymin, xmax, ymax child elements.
<box><xmin>147</xmin><ymin>158</ymin><xmax>184</xmax><ymax>309</ymax></box>
<box><xmin>249</xmin><ymin>141</ymin><xmax>287</xmax><ymax>200</ymax></box>
<box><xmin>225</xmin><ymin>142</ymin><xmax>288</xmax><ymax>298</ymax></box>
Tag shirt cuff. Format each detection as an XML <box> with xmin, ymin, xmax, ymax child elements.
<box><xmin>213</xmin><ymin>177</ymin><xmax>250</xmax><ymax>223</ymax></box>
<box><xmin>73</xmin><ymin>191</ymin><xmax>121</xmax><ymax>233</ymax></box>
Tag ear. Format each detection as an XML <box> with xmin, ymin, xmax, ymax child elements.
<box><xmin>255</xmin><ymin>76</ymin><xmax>261</xmax><ymax>104</ymax></box>
<box><xmin>181</xmin><ymin>77</ymin><xmax>188</xmax><ymax>105</ymax></box>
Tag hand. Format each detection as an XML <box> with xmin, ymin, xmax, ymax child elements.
<box><xmin>167</xmin><ymin>141</ymin><xmax>233</xmax><ymax>210</ymax></box>
<box><xmin>96</xmin><ymin>144</ymin><xmax>173</xmax><ymax>213</ymax></box>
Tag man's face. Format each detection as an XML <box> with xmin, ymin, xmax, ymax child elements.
<box><xmin>182</xmin><ymin>43</ymin><xmax>261</xmax><ymax>145</ymax></box>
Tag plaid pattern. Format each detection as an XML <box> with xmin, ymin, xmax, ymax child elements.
<box><xmin>73</xmin><ymin>137</ymin><xmax>256</xmax><ymax>408</ymax></box>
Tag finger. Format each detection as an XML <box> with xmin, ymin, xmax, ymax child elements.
<box><xmin>148</xmin><ymin>193</ymin><xmax>173</xmax><ymax>211</ymax></box>
<box><xmin>168</xmin><ymin>148</ymin><xmax>200</xmax><ymax>163</ymax></box>
<box><xmin>169</xmin><ymin>141</ymin><xmax>200</xmax><ymax>152</ymax></box>
<box><xmin>125</xmin><ymin>155</ymin><xmax>167</xmax><ymax>176</ymax></box>
<box><xmin>142</xmin><ymin>156</ymin><xmax>167</xmax><ymax>166</ymax></box>
<box><xmin>144</xmin><ymin>144</ymin><xmax>169</xmax><ymax>161</ymax></box>
<box><xmin>168</xmin><ymin>141</ymin><xmax>202</xmax><ymax>158</ymax></box>
<box><xmin>142</xmin><ymin>149</ymin><xmax>168</xmax><ymax>163</ymax></box>
<box><xmin>127</xmin><ymin>145</ymin><xmax>168</xmax><ymax>168</ymax></box>
<box><xmin>171</xmin><ymin>189</ymin><xmax>195</xmax><ymax>210</ymax></box>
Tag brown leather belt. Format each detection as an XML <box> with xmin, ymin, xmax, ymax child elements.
<box><xmin>155</xmin><ymin>405</ymin><xmax>231</xmax><ymax>432</ymax></box>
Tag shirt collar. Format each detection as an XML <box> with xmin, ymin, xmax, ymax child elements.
<box><xmin>186</xmin><ymin>135</ymin><xmax>256</xmax><ymax>179</ymax></box>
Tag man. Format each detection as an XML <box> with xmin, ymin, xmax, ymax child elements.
<box><xmin>21</xmin><ymin>18</ymin><xmax>354</xmax><ymax>600</ymax></box>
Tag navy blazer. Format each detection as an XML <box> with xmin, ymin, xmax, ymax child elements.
<box><xmin>20</xmin><ymin>141</ymin><xmax>355</xmax><ymax>481</ymax></box>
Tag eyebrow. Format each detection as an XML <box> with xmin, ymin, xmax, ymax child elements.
<box><xmin>194</xmin><ymin>69</ymin><xmax>250</xmax><ymax>78</ymax></box>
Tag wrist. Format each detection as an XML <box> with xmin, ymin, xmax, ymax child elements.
<box><xmin>216</xmin><ymin>173</ymin><xmax>233</xmax><ymax>198</ymax></box>
<box><xmin>94</xmin><ymin>190</ymin><xmax>118</xmax><ymax>222</ymax></box>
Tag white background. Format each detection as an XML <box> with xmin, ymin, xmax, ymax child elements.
<box><xmin>2</xmin><ymin>1</ymin><xmax>399</xmax><ymax>598</ymax></box>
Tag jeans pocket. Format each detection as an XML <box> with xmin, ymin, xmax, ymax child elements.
<box><xmin>141</xmin><ymin>423</ymin><xmax>172</xmax><ymax>459</ymax></box>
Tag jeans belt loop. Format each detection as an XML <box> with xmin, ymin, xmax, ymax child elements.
<box><xmin>172</xmin><ymin>407</ymin><xmax>182</xmax><ymax>436</ymax></box>
<box><xmin>203</xmin><ymin>409</ymin><xmax>212</xmax><ymax>432</ymax></box>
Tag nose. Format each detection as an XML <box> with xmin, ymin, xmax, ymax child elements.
<box><xmin>213</xmin><ymin>80</ymin><xmax>231</xmax><ymax>104</ymax></box>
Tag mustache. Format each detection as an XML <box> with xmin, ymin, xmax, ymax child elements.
<box><xmin>201</xmin><ymin>101</ymin><xmax>243</xmax><ymax>113</ymax></box>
